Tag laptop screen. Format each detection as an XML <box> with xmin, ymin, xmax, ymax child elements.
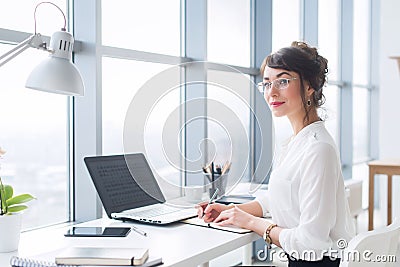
<box><xmin>84</xmin><ymin>153</ymin><xmax>165</xmax><ymax>217</ymax></box>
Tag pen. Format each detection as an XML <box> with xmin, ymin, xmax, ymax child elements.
<box><xmin>202</xmin><ymin>188</ymin><xmax>219</xmax><ymax>218</ymax></box>
<box><xmin>131</xmin><ymin>225</ymin><xmax>147</xmax><ymax>237</ymax></box>
<box><xmin>211</xmin><ymin>161</ymin><xmax>215</xmax><ymax>183</ymax></box>
<box><xmin>216</xmin><ymin>165</ymin><xmax>222</xmax><ymax>175</ymax></box>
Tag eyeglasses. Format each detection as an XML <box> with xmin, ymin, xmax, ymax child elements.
<box><xmin>257</xmin><ymin>77</ymin><xmax>297</xmax><ymax>94</ymax></box>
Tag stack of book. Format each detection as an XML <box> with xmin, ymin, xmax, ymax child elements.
<box><xmin>10</xmin><ymin>246</ymin><xmax>162</xmax><ymax>267</ymax></box>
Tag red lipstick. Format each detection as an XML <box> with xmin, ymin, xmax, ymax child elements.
<box><xmin>270</xmin><ymin>101</ymin><xmax>285</xmax><ymax>108</ymax></box>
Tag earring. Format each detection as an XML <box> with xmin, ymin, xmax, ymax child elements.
<box><xmin>307</xmin><ymin>98</ymin><xmax>311</xmax><ymax>106</ymax></box>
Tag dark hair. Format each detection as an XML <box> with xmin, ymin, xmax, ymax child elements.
<box><xmin>260</xmin><ymin>41</ymin><xmax>328</xmax><ymax>124</ymax></box>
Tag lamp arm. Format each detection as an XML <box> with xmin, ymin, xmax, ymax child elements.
<box><xmin>0</xmin><ymin>33</ymin><xmax>48</xmax><ymax>68</ymax></box>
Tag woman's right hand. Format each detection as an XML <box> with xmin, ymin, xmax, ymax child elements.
<box><xmin>196</xmin><ymin>202</ymin><xmax>231</xmax><ymax>223</ymax></box>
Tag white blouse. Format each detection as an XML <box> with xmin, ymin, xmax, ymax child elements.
<box><xmin>256</xmin><ymin>121</ymin><xmax>355</xmax><ymax>261</ymax></box>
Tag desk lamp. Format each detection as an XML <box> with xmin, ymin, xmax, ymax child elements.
<box><xmin>0</xmin><ymin>2</ymin><xmax>84</xmax><ymax>96</ymax></box>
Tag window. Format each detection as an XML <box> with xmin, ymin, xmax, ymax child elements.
<box><xmin>323</xmin><ymin>85</ymin><xmax>340</xmax><ymax>144</ymax></box>
<box><xmin>0</xmin><ymin>44</ymin><xmax>69</xmax><ymax>229</ymax></box>
<box><xmin>353</xmin><ymin>0</ymin><xmax>370</xmax><ymax>85</ymax></box>
<box><xmin>207</xmin><ymin>70</ymin><xmax>252</xmax><ymax>188</ymax></box>
<box><xmin>102</xmin><ymin>58</ymin><xmax>182</xmax><ymax>193</ymax></box>
<box><xmin>100</xmin><ymin>1</ymin><xmax>258</xmax><ymax>210</ymax></box>
<box><xmin>269</xmin><ymin>0</ymin><xmax>301</xmax><ymax>145</ymax></box>
<box><xmin>272</xmin><ymin>0</ymin><xmax>300</xmax><ymax>52</ymax></box>
<box><xmin>0</xmin><ymin>1</ymin><xmax>69</xmax><ymax>229</ymax></box>
<box><xmin>0</xmin><ymin>0</ymin><xmax>67</xmax><ymax>35</ymax></box>
<box><xmin>318</xmin><ymin>0</ymin><xmax>340</xmax><ymax>81</ymax></box>
<box><xmin>352</xmin><ymin>0</ymin><xmax>371</xmax><ymax>163</ymax></box>
<box><xmin>100</xmin><ymin>1</ymin><xmax>379</xmax><ymax>228</ymax></box>
<box><xmin>102</xmin><ymin>58</ymin><xmax>172</xmax><ymax>154</ymax></box>
<box><xmin>207</xmin><ymin>0</ymin><xmax>251</xmax><ymax>67</ymax></box>
<box><xmin>318</xmin><ymin>0</ymin><xmax>375</xmax><ymax>183</ymax></box>
<box><xmin>0</xmin><ymin>0</ymin><xmax>378</xmax><ymax>225</ymax></box>
<box><xmin>102</xmin><ymin>0</ymin><xmax>181</xmax><ymax>56</ymax></box>
<box><xmin>352</xmin><ymin>0</ymin><xmax>372</xmax><ymax>207</ymax></box>
<box><xmin>352</xmin><ymin>88</ymin><xmax>370</xmax><ymax>161</ymax></box>
<box><xmin>352</xmin><ymin>88</ymin><xmax>370</xmax><ymax>208</ymax></box>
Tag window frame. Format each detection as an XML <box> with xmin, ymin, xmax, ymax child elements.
<box><xmin>0</xmin><ymin>0</ymin><xmax>380</xmax><ymax>224</ymax></box>
<box><xmin>73</xmin><ymin>0</ymin><xmax>263</xmax><ymax>221</ymax></box>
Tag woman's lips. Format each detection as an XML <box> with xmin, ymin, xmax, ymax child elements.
<box><xmin>270</xmin><ymin>101</ymin><xmax>285</xmax><ymax>108</ymax></box>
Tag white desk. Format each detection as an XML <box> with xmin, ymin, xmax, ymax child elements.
<box><xmin>1</xmin><ymin>218</ymin><xmax>260</xmax><ymax>267</ymax></box>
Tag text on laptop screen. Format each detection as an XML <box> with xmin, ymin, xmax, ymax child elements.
<box><xmin>84</xmin><ymin>154</ymin><xmax>166</xmax><ymax>217</ymax></box>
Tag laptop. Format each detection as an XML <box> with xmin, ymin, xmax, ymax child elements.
<box><xmin>84</xmin><ymin>153</ymin><xmax>197</xmax><ymax>224</ymax></box>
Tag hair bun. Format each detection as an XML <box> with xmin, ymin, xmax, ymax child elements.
<box><xmin>290</xmin><ymin>41</ymin><xmax>328</xmax><ymax>90</ymax></box>
<box><xmin>291</xmin><ymin>41</ymin><xmax>319</xmax><ymax>61</ymax></box>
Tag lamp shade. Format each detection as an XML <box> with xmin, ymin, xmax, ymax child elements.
<box><xmin>25</xmin><ymin>31</ymin><xmax>84</xmax><ymax>96</ymax></box>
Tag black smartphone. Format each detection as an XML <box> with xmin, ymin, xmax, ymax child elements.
<box><xmin>64</xmin><ymin>227</ymin><xmax>131</xmax><ymax>237</ymax></box>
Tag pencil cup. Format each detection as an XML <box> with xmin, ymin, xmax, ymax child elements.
<box><xmin>206</xmin><ymin>174</ymin><xmax>228</xmax><ymax>199</ymax></box>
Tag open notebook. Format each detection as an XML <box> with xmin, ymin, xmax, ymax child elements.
<box><xmin>182</xmin><ymin>217</ymin><xmax>252</xmax><ymax>234</ymax></box>
<box><xmin>84</xmin><ymin>153</ymin><xmax>197</xmax><ymax>225</ymax></box>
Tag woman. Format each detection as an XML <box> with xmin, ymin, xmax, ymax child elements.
<box><xmin>198</xmin><ymin>41</ymin><xmax>355</xmax><ymax>266</ymax></box>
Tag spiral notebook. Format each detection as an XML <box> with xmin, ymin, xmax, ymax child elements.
<box><xmin>10</xmin><ymin>256</ymin><xmax>63</xmax><ymax>267</ymax></box>
<box><xmin>10</xmin><ymin>255</ymin><xmax>163</xmax><ymax>267</ymax></box>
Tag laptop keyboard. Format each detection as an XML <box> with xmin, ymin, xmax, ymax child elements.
<box><xmin>125</xmin><ymin>205</ymin><xmax>182</xmax><ymax>218</ymax></box>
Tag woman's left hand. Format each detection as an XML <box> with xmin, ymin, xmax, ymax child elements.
<box><xmin>213</xmin><ymin>205</ymin><xmax>256</xmax><ymax>229</ymax></box>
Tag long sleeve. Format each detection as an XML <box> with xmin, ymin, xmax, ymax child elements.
<box><xmin>265</xmin><ymin>121</ymin><xmax>355</xmax><ymax>261</ymax></box>
<box><xmin>255</xmin><ymin>193</ymin><xmax>270</xmax><ymax>218</ymax></box>
<box><xmin>278</xmin><ymin>143</ymin><xmax>339</xmax><ymax>260</ymax></box>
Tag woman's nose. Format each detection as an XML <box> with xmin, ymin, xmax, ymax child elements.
<box><xmin>266</xmin><ymin>86</ymin><xmax>279</xmax><ymax>98</ymax></box>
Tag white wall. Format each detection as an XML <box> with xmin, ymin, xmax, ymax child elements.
<box><xmin>379</xmin><ymin>0</ymin><xmax>400</xmax><ymax>222</ymax></box>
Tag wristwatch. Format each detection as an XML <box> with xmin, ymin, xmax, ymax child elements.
<box><xmin>263</xmin><ymin>223</ymin><xmax>277</xmax><ymax>248</ymax></box>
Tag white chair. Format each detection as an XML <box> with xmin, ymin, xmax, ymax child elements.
<box><xmin>344</xmin><ymin>179</ymin><xmax>363</xmax><ymax>233</ymax></box>
<box><xmin>340</xmin><ymin>217</ymin><xmax>400</xmax><ymax>266</ymax></box>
